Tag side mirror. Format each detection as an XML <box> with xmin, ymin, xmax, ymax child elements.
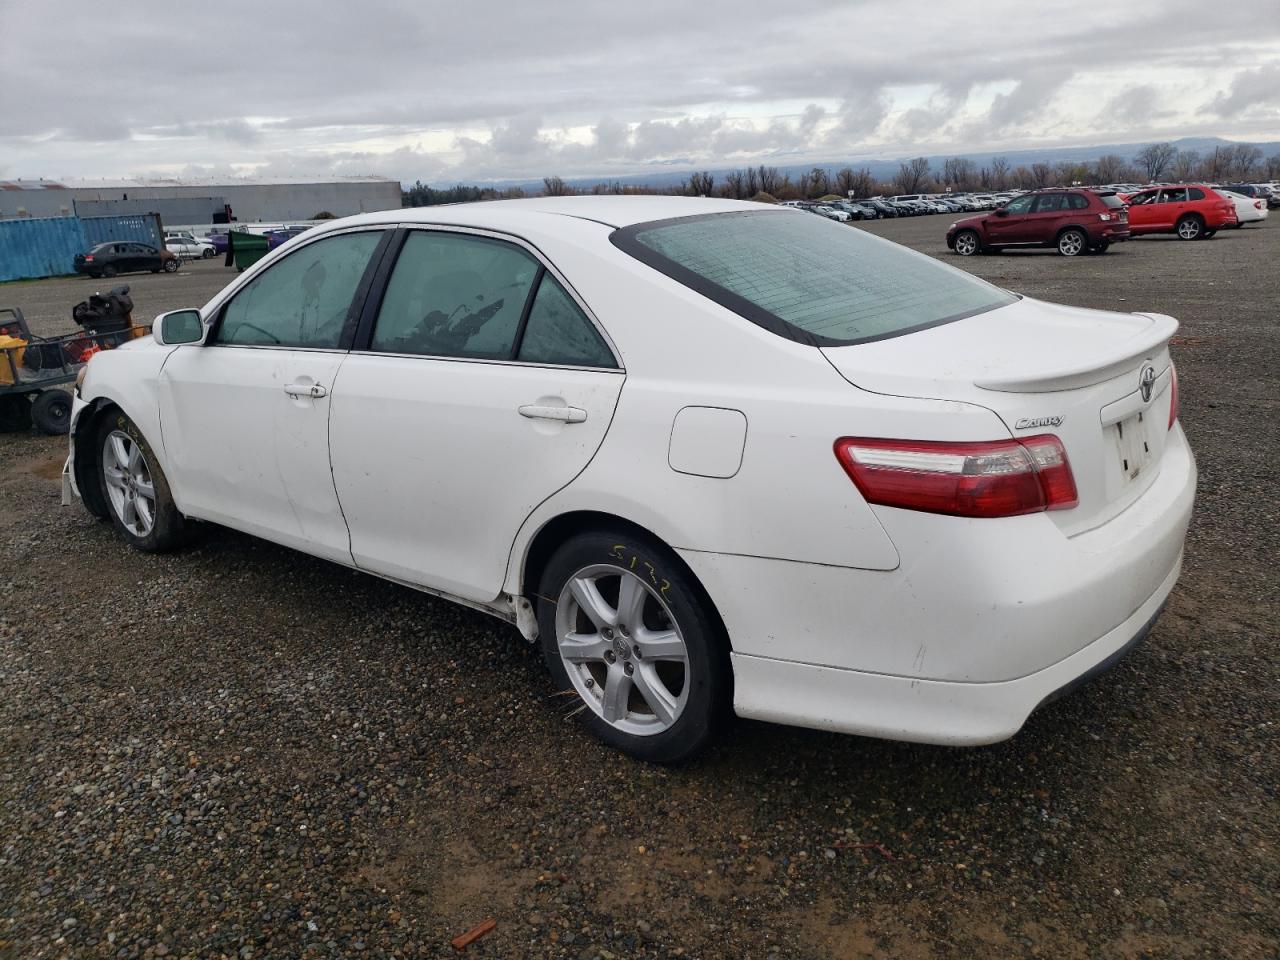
<box><xmin>994</xmin><ymin>207</ymin><xmax>1009</xmax><ymax>216</ymax></box>
<box><xmin>153</xmin><ymin>309</ymin><xmax>205</xmax><ymax>345</ymax></box>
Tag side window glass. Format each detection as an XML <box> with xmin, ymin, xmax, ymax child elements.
<box><xmin>1004</xmin><ymin>195</ymin><xmax>1034</xmax><ymax>214</ymax></box>
<box><xmin>1033</xmin><ymin>194</ymin><xmax>1064</xmax><ymax>213</ymax></box>
<box><xmin>371</xmin><ymin>231</ymin><xmax>539</xmax><ymax>360</ymax></box>
<box><xmin>1068</xmin><ymin>194</ymin><xmax>1089</xmax><ymax>210</ymax></box>
<box><xmin>1188</xmin><ymin>187</ymin><xmax>1205</xmax><ymax>200</ymax></box>
<box><xmin>517</xmin><ymin>275</ymin><xmax>614</xmax><ymax>368</ymax></box>
<box><xmin>216</xmin><ymin>231</ymin><xmax>381</xmax><ymax>348</ymax></box>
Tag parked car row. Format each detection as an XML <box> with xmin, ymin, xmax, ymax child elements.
<box><xmin>943</xmin><ymin>182</ymin><xmax>1262</xmax><ymax>257</ymax></box>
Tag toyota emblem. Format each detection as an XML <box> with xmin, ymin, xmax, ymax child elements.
<box><xmin>1139</xmin><ymin>364</ymin><xmax>1157</xmax><ymax>403</ymax></box>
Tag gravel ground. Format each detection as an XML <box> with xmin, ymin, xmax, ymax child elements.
<box><xmin>1</xmin><ymin>215</ymin><xmax>1277</xmax><ymax>959</ymax></box>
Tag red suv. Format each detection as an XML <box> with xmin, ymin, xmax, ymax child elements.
<box><xmin>1122</xmin><ymin>184</ymin><xmax>1236</xmax><ymax>240</ymax></box>
<box><xmin>946</xmin><ymin>189</ymin><xmax>1130</xmax><ymax>257</ymax></box>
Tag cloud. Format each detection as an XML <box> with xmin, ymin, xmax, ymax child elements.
<box><xmin>0</xmin><ymin>0</ymin><xmax>1277</xmax><ymax>182</ymax></box>
<box><xmin>1208</xmin><ymin>64</ymin><xmax>1280</xmax><ymax>116</ymax></box>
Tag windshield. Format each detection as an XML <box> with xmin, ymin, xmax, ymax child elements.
<box><xmin>611</xmin><ymin>209</ymin><xmax>1016</xmax><ymax>346</ymax></box>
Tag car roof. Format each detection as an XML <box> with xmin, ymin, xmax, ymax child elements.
<box><xmin>330</xmin><ymin>196</ymin><xmax>765</xmax><ymax>232</ymax></box>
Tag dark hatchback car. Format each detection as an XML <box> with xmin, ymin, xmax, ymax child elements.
<box><xmin>74</xmin><ymin>242</ymin><xmax>180</xmax><ymax>279</ymax></box>
<box><xmin>946</xmin><ymin>189</ymin><xmax>1130</xmax><ymax>257</ymax></box>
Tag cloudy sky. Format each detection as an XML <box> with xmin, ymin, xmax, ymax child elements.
<box><xmin>2</xmin><ymin>0</ymin><xmax>1278</xmax><ymax>185</ymax></box>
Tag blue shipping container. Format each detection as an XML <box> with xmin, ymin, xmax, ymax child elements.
<box><xmin>0</xmin><ymin>213</ymin><xmax>163</xmax><ymax>282</ymax></box>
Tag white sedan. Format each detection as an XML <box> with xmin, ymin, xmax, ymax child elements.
<box><xmin>164</xmin><ymin>233</ymin><xmax>218</xmax><ymax>259</ymax></box>
<box><xmin>65</xmin><ymin>197</ymin><xmax>1195</xmax><ymax>762</ymax></box>
<box><xmin>1216</xmin><ymin>189</ymin><xmax>1268</xmax><ymax>226</ymax></box>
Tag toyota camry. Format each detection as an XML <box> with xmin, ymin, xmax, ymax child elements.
<box><xmin>65</xmin><ymin>197</ymin><xmax>1196</xmax><ymax>762</ymax></box>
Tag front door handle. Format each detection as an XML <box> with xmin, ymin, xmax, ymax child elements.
<box><xmin>518</xmin><ymin>403</ymin><xmax>587</xmax><ymax>424</ymax></box>
<box><xmin>284</xmin><ymin>382</ymin><xmax>327</xmax><ymax>399</ymax></box>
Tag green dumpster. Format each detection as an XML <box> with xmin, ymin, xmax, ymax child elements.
<box><xmin>227</xmin><ymin>230</ymin><xmax>269</xmax><ymax>272</ymax></box>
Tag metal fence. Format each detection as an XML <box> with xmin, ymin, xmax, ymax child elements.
<box><xmin>0</xmin><ymin>213</ymin><xmax>162</xmax><ymax>283</ymax></box>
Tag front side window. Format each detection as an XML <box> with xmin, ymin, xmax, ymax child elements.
<box><xmin>1003</xmin><ymin>195</ymin><xmax>1035</xmax><ymax>214</ymax></box>
<box><xmin>612</xmin><ymin>209</ymin><xmax>1016</xmax><ymax>346</ymax></box>
<box><xmin>1160</xmin><ymin>188</ymin><xmax>1189</xmax><ymax>203</ymax></box>
<box><xmin>1128</xmin><ymin>191</ymin><xmax>1156</xmax><ymax>205</ymax></box>
<box><xmin>517</xmin><ymin>275</ymin><xmax>614</xmax><ymax>367</ymax></box>
<box><xmin>216</xmin><ymin>231</ymin><xmax>382</xmax><ymax>348</ymax></box>
<box><xmin>371</xmin><ymin>231</ymin><xmax>540</xmax><ymax>359</ymax></box>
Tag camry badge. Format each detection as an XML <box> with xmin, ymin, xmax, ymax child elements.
<box><xmin>1014</xmin><ymin>415</ymin><xmax>1064</xmax><ymax>429</ymax></box>
<box><xmin>1139</xmin><ymin>364</ymin><xmax>1157</xmax><ymax>403</ymax></box>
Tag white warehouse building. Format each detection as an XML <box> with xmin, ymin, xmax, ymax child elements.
<box><xmin>0</xmin><ymin>176</ymin><xmax>403</xmax><ymax>223</ymax></box>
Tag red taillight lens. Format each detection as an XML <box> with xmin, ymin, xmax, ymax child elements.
<box><xmin>83</xmin><ymin>255</ymin><xmax>94</xmax><ymax>262</ymax></box>
<box><xmin>1168</xmin><ymin>363</ymin><xmax>1179</xmax><ymax>429</ymax></box>
<box><xmin>834</xmin><ymin>435</ymin><xmax>1078</xmax><ymax>519</ymax></box>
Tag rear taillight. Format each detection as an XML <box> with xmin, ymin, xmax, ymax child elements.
<box><xmin>1168</xmin><ymin>363</ymin><xmax>1179</xmax><ymax>429</ymax></box>
<box><xmin>834</xmin><ymin>435</ymin><xmax>1078</xmax><ymax>519</ymax></box>
<box><xmin>1255</xmin><ymin>201</ymin><xmax>1263</xmax><ymax>210</ymax></box>
<box><xmin>83</xmin><ymin>255</ymin><xmax>94</xmax><ymax>262</ymax></box>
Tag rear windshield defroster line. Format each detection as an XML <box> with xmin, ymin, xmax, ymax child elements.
<box><xmin>610</xmin><ymin>209</ymin><xmax>1017</xmax><ymax>347</ymax></box>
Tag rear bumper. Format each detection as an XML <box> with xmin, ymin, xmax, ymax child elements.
<box><xmin>681</xmin><ymin>423</ymin><xmax>1195</xmax><ymax>744</ymax></box>
<box><xmin>728</xmin><ymin>558</ymin><xmax>1178</xmax><ymax>746</ymax></box>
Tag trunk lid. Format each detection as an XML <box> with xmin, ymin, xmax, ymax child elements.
<box><xmin>822</xmin><ymin>297</ymin><xmax>1178</xmax><ymax>535</ymax></box>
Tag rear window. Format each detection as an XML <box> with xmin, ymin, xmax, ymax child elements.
<box><xmin>1100</xmin><ymin>195</ymin><xmax>1126</xmax><ymax>209</ymax></box>
<box><xmin>611</xmin><ymin>210</ymin><xmax>1016</xmax><ymax>346</ymax></box>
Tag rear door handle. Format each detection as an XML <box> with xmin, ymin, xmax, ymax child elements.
<box><xmin>518</xmin><ymin>403</ymin><xmax>587</xmax><ymax>424</ymax></box>
<box><xmin>284</xmin><ymin>382</ymin><xmax>327</xmax><ymax>399</ymax></box>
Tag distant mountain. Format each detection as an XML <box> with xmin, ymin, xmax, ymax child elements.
<box><xmin>422</xmin><ymin>136</ymin><xmax>1280</xmax><ymax>191</ymax></box>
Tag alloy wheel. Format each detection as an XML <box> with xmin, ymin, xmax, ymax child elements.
<box><xmin>1177</xmin><ymin>218</ymin><xmax>1201</xmax><ymax>240</ymax></box>
<box><xmin>102</xmin><ymin>429</ymin><xmax>157</xmax><ymax>537</ymax></box>
<box><xmin>954</xmin><ymin>232</ymin><xmax>979</xmax><ymax>256</ymax></box>
<box><xmin>1058</xmin><ymin>230</ymin><xmax>1085</xmax><ymax>256</ymax></box>
<box><xmin>555</xmin><ymin>564</ymin><xmax>690</xmax><ymax>736</ymax></box>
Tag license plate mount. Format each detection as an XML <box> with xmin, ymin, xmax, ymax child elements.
<box><xmin>1115</xmin><ymin>410</ymin><xmax>1153</xmax><ymax>482</ymax></box>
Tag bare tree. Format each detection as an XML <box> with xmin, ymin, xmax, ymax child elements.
<box><xmin>542</xmin><ymin>175</ymin><xmax>570</xmax><ymax>196</ymax></box>
<box><xmin>756</xmin><ymin>165</ymin><xmax>781</xmax><ymax>195</ymax></box>
<box><xmin>1055</xmin><ymin>160</ymin><xmax>1089</xmax><ymax>185</ymax></box>
<box><xmin>1199</xmin><ymin>146</ymin><xmax>1231</xmax><ymax>181</ymax></box>
<box><xmin>1011</xmin><ymin>165</ymin><xmax>1036</xmax><ymax>189</ymax></box>
<box><xmin>942</xmin><ymin>157</ymin><xmax>977</xmax><ymax>191</ymax></box>
<box><xmin>989</xmin><ymin>156</ymin><xmax>1010</xmax><ymax>190</ymax></box>
<box><xmin>1030</xmin><ymin>162</ymin><xmax>1054</xmax><ymax>188</ymax></box>
<box><xmin>1229</xmin><ymin>143</ymin><xmax>1263</xmax><ymax>180</ymax></box>
<box><xmin>1267</xmin><ymin>153</ymin><xmax>1280</xmax><ymax>180</ymax></box>
<box><xmin>805</xmin><ymin>167</ymin><xmax>831</xmax><ymax>199</ymax></box>
<box><xmin>1134</xmin><ymin>142</ymin><xmax>1176</xmax><ymax>182</ymax></box>
<box><xmin>720</xmin><ymin>170</ymin><xmax>747</xmax><ymax>199</ymax></box>
<box><xmin>1170</xmin><ymin>150</ymin><xmax>1200</xmax><ymax>181</ymax></box>
<box><xmin>835</xmin><ymin>167</ymin><xmax>857</xmax><ymax>197</ymax></box>
<box><xmin>745</xmin><ymin>166</ymin><xmax>760</xmax><ymax>196</ymax></box>
<box><xmin>1094</xmin><ymin>154</ymin><xmax>1126</xmax><ymax>183</ymax></box>
<box><xmin>685</xmin><ymin>171</ymin><xmax>715</xmax><ymax>196</ymax></box>
<box><xmin>894</xmin><ymin>157</ymin><xmax>931</xmax><ymax>193</ymax></box>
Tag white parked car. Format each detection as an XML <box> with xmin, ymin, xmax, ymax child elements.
<box><xmin>1216</xmin><ymin>190</ymin><xmax>1268</xmax><ymax>226</ymax></box>
<box><xmin>65</xmin><ymin>197</ymin><xmax>1195</xmax><ymax>762</ymax></box>
<box><xmin>164</xmin><ymin>233</ymin><xmax>217</xmax><ymax>259</ymax></box>
<box><xmin>812</xmin><ymin>205</ymin><xmax>851</xmax><ymax>222</ymax></box>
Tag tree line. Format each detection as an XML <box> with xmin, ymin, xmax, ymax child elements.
<box><xmin>403</xmin><ymin>142</ymin><xmax>1280</xmax><ymax>206</ymax></box>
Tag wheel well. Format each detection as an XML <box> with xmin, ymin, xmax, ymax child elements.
<box><xmin>73</xmin><ymin>399</ymin><xmax>120</xmax><ymax>519</ymax></box>
<box><xmin>1177</xmin><ymin>212</ymin><xmax>1204</xmax><ymax>223</ymax></box>
<box><xmin>1055</xmin><ymin>224</ymin><xmax>1088</xmax><ymax>239</ymax></box>
<box><xmin>519</xmin><ymin>510</ymin><xmax>734</xmax><ymax>651</ymax></box>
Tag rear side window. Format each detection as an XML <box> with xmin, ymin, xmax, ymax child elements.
<box><xmin>371</xmin><ymin>231</ymin><xmax>540</xmax><ymax>360</ymax></box>
<box><xmin>612</xmin><ymin>210</ymin><xmax>1016</xmax><ymax>346</ymax></box>
<box><xmin>1068</xmin><ymin>194</ymin><xmax>1090</xmax><ymax>210</ymax></box>
<box><xmin>1100</xmin><ymin>195</ymin><xmax>1126</xmax><ymax>209</ymax></box>
<box><xmin>517</xmin><ymin>275</ymin><xmax>614</xmax><ymax>367</ymax></box>
<box><xmin>1188</xmin><ymin>187</ymin><xmax>1205</xmax><ymax>200</ymax></box>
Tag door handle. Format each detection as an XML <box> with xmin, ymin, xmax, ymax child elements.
<box><xmin>284</xmin><ymin>382</ymin><xmax>327</xmax><ymax>399</ymax></box>
<box><xmin>518</xmin><ymin>403</ymin><xmax>587</xmax><ymax>424</ymax></box>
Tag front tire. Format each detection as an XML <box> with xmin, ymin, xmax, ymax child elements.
<box><xmin>1057</xmin><ymin>228</ymin><xmax>1087</xmax><ymax>256</ymax></box>
<box><xmin>102</xmin><ymin>265</ymin><xmax>119</xmax><ymax>278</ymax></box>
<box><xmin>96</xmin><ymin>411</ymin><xmax>187</xmax><ymax>552</ymax></box>
<box><xmin>1176</xmin><ymin>215</ymin><xmax>1203</xmax><ymax>240</ymax></box>
<box><xmin>953</xmin><ymin>229</ymin><xmax>981</xmax><ymax>256</ymax></box>
<box><xmin>537</xmin><ymin>529</ymin><xmax>731</xmax><ymax>763</ymax></box>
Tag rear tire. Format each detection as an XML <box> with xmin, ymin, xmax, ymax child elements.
<box><xmin>30</xmin><ymin>389</ymin><xmax>72</xmax><ymax>435</ymax></box>
<box><xmin>953</xmin><ymin>230</ymin><xmax>981</xmax><ymax>256</ymax></box>
<box><xmin>1176</xmin><ymin>215</ymin><xmax>1203</xmax><ymax>240</ymax></box>
<box><xmin>1091</xmin><ymin>241</ymin><xmax>1111</xmax><ymax>254</ymax></box>
<box><xmin>536</xmin><ymin>528</ymin><xmax>731</xmax><ymax>763</ymax></box>
<box><xmin>102</xmin><ymin>265</ymin><xmax>118</xmax><ymax>278</ymax></box>
<box><xmin>1057</xmin><ymin>228</ymin><xmax>1087</xmax><ymax>256</ymax></box>
<box><xmin>95</xmin><ymin>410</ymin><xmax>187</xmax><ymax>552</ymax></box>
<box><xmin>1202</xmin><ymin>230</ymin><xmax>1216</xmax><ymax>239</ymax></box>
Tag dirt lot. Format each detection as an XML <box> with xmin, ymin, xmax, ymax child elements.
<box><xmin>1</xmin><ymin>217</ymin><xmax>1277</xmax><ymax>959</ymax></box>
